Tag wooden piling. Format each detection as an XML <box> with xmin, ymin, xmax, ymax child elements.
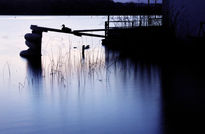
<box><xmin>82</xmin><ymin>45</ymin><xmax>85</xmax><ymax>59</ymax></box>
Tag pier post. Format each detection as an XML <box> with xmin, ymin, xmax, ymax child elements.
<box><xmin>82</xmin><ymin>45</ymin><xmax>85</xmax><ymax>59</ymax></box>
<box><xmin>20</xmin><ymin>30</ymin><xmax>42</xmax><ymax>57</ymax></box>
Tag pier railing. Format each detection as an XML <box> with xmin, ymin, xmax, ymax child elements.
<box><xmin>105</xmin><ymin>15</ymin><xmax>162</xmax><ymax>37</ymax></box>
<box><xmin>106</xmin><ymin>16</ymin><xmax>162</xmax><ymax>28</ymax></box>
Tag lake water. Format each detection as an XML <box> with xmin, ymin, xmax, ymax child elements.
<box><xmin>0</xmin><ymin>16</ymin><xmax>163</xmax><ymax>134</ymax></box>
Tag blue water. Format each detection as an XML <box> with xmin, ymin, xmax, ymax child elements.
<box><xmin>0</xmin><ymin>16</ymin><xmax>163</xmax><ymax>134</ymax></box>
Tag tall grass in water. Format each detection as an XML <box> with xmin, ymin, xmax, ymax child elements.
<box><xmin>41</xmin><ymin>35</ymin><xmax>107</xmax><ymax>89</ymax></box>
<box><xmin>2</xmin><ymin>62</ymin><xmax>11</xmax><ymax>81</ymax></box>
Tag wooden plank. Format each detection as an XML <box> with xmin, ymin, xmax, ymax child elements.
<box><xmin>75</xmin><ymin>32</ymin><xmax>105</xmax><ymax>38</ymax></box>
<box><xmin>30</xmin><ymin>25</ymin><xmax>72</xmax><ymax>34</ymax></box>
<box><xmin>30</xmin><ymin>25</ymin><xmax>105</xmax><ymax>38</ymax></box>
<box><xmin>73</xmin><ymin>29</ymin><xmax>106</xmax><ymax>32</ymax></box>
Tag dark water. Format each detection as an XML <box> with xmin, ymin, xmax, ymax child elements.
<box><xmin>0</xmin><ymin>16</ymin><xmax>204</xmax><ymax>134</ymax></box>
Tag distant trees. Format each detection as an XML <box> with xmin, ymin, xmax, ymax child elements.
<box><xmin>0</xmin><ymin>0</ymin><xmax>114</xmax><ymax>14</ymax></box>
<box><xmin>0</xmin><ymin>0</ymin><xmax>162</xmax><ymax>15</ymax></box>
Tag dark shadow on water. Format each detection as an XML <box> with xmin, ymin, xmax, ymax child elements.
<box><xmin>105</xmin><ymin>47</ymin><xmax>205</xmax><ymax>134</ymax></box>
<box><xmin>161</xmin><ymin>62</ymin><xmax>205</xmax><ymax>134</ymax></box>
<box><xmin>25</xmin><ymin>57</ymin><xmax>43</xmax><ymax>95</ymax></box>
<box><xmin>104</xmin><ymin>48</ymin><xmax>164</xmax><ymax>134</ymax></box>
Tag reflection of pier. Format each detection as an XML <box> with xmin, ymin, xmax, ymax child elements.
<box><xmin>25</xmin><ymin>57</ymin><xmax>43</xmax><ymax>91</ymax></box>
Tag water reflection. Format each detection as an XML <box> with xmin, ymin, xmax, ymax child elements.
<box><xmin>20</xmin><ymin>48</ymin><xmax>163</xmax><ymax>134</ymax></box>
<box><xmin>0</xmin><ymin>16</ymin><xmax>164</xmax><ymax>134</ymax></box>
<box><xmin>102</xmin><ymin>49</ymin><xmax>163</xmax><ymax>134</ymax></box>
<box><xmin>26</xmin><ymin>57</ymin><xmax>43</xmax><ymax>95</ymax></box>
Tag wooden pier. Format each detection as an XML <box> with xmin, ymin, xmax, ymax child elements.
<box><xmin>20</xmin><ymin>25</ymin><xmax>106</xmax><ymax>57</ymax></box>
<box><xmin>20</xmin><ymin>15</ymin><xmax>164</xmax><ymax>58</ymax></box>
<box><xmin>30</xmin><ymin>25</ymin><xmax>105</xmax><ymax>38</ymax></box>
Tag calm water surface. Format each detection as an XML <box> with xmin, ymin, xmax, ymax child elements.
<box><xmin>0</xmin><ymin>16</ymin><xmax>163</xmax><ymax>134</ymax></box>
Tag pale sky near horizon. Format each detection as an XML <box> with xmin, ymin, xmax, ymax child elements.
<box><xmin>113</xmin><ymin>0</ymin><xmax>162</xmax><ymax>3</ymax></box>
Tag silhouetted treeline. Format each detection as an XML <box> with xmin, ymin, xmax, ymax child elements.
<box><xmin>0</xmin><ymin>0</ymin><xmax>162</xmax><ymax>15</ymax></box>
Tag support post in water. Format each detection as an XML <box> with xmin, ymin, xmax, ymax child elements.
<box><xmin>82</xmin><ymin>45</ymin><xmax>85</xmax><ymax>59</ymax></box>
<box><xmin>20</xmin><ymin>29</ymin><xmax>43</xmax><ymax>57</ymax></box>
<box><xmin>82</xmin><ymin>45</ymin><xmax>90</xmax><ymax>59</ymax></box>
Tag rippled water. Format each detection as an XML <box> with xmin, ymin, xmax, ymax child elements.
<box><xmin>0</xmin><ymin>16</ymin><xmax>163</xmax><ymax>134</ymax></box>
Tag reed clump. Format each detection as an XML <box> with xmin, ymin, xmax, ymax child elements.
<box><xmin>41</xmin><ymin>35</ymin><xmax>107</xmax><ymax>88</ymax></box>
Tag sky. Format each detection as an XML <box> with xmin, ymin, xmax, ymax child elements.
<box><xmin>113</xmin><ymin>0</ymin><xmax>162</xmax><ymax>3</ymax></box>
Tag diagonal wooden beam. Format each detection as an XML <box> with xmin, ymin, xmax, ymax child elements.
<box><xmin>30</xmin><ymin>25</ymin><xmax>105</xmax><ymax>38</ymax></box>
